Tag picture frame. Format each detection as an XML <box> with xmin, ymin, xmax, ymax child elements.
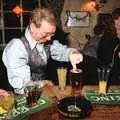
<box><xmin>66</xmin><ymin>11</ymin><xmax>90</xmax><ymax>27</ymax></box>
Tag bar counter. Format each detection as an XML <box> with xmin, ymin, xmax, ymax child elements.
<box><xmin>23</xmin><ymin>85</ymin><xmax>120</xmax><ymax>120</ymax></box>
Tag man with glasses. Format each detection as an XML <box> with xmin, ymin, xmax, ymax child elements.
<box><xmin>2</xmin><ymin>7</ymin><xmax>83</xmax><ymax>94</ymax></box>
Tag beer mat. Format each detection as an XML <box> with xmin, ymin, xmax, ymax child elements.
<box><xmin>84</xmin><ymin>90</ymin><xmax>120</xmax><ymax>105</ymax></box>
<box><xmin>11</xmin><ymin>96</ymin><xmax>52</xmax><ymax>120</ymax></box>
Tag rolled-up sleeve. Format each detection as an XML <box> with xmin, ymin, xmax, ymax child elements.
<box><xmin>50</xmin><ymin>40</ymin><xmax>76</xmax><ymax>62</ymax></box>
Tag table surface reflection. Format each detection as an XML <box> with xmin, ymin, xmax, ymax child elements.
<box><xmin>26</xmin><ymin>85</ymin><xmax>120</xmax><ymax>120</ymax></box>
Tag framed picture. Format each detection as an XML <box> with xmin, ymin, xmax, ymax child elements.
<box><xmin>66</xmin><ymin>11</ymin><xmax>90</xmax><ymax>27</ymax></box>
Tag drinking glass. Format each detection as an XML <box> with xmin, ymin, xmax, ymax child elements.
<box><xmin>57</xmin><ymin>67</ymin><xmax>67</xmax><ymax>90</ymax></box>
<box><xmin>24</xmin><ymin>81</ymin><xmax>42</xmax><ymax>107</ymax></box>
<box><xmin>97</xmin><ymin>68</ymin><xmax>110</xmax><ymax>96</ymax></box>
<box><xmin>0</xmin><ymin>91</ymin><xmax>14</xmax><ymax>112</ymax></box>
<box><xmin>69</xmin><ymin>69</ymin><xmax>83</xmax><ymax>96</ymax></box>
<box><xmin>0</xmin><ymin>91</ymin><xmax>14</xmax><ymax>120</ymax></box>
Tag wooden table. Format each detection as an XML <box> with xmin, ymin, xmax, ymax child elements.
<box><xmin>27</xmin><ymin>85</ymin><xmax>120</xmax><ymax>120</ymax></box>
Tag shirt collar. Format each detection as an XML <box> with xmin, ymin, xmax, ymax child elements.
<box><xmin>25</xmin><ymin>27</ymin><xmax>37</xmax><ymax>50</ymax></box>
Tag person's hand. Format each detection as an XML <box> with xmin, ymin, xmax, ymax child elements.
<box><xmin>69</xmin><ymin>51</ymin><xmax>83</xmax><ymax>70</ymax></box>
<box><xmin>0</xmin><ymin>89</ymin><xmax>10</xmax><ymax>96</ymax></box>
<box><xmin>43</xmin><ymin>80</ymin><xmax>54</xmax><ymax>86</ymax></box>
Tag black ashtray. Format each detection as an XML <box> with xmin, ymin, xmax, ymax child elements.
<box><xmin>57</xmin><ymin>96</ymin><xmax>93</xmax><ymax>118</ymax></box>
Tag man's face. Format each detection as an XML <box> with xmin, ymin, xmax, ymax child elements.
<box><xmin>114</xmin><ymin>16</ymin><xmax>120</xmax><ymax>38</ymax></box>
<box><xmin>30</xmin><ymin>20</ymin><xmax>56</xmax><ymax>43</ymax></box>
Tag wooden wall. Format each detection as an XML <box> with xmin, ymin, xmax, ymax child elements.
<box><xmin>60</xmin><ymin>0</ymin><xmax>120</xmax><ymax>49</ymax></box>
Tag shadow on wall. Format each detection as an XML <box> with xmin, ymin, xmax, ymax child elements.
<box><xmin>53</xmin><ymin>27</ymin><xmax>70</xmax><ymax>45</ymax></box>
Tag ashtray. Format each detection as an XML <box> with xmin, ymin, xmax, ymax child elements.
<box><xmin>57</xmin><ymin>96</ymin><xmax>93</xmax><ymax>118</ymax></box>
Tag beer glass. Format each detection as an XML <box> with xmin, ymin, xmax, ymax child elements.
<box><xmin>0</xmin><ymin>91</ymin><xmax>14</xmax><ymax>120</ymax></box>
<box><xmin>98</xmin><ymin>68</ymin><xmax>110</xmax><ymax>96</ymax></box>
<box><xmin>99</xmin><ymin>80</ymin><xmax>107</xmax><ymax>95</ymax></box>
<box><xmin>0</xmin><ymin>91</ymin><xmax>14</xmax><ymax>111</ymax></box>
<box><xmin>57</xmin><ymin>67</ymin><xmax>67</xmax><ymax>90</ymax></box>
<box><xmin>24</xmin><ymin>81</ymin><xmax>42</xmax><ymax>107</ymax></box>
<box><xmin>70</xmin><ymin>69</ymin><xmax>83</xmax><ymax>96</ymax></box>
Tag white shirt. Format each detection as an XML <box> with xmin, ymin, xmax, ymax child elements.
<box><xmin>2</xmin><ymin>28</ymin><xmax>76</xmax><ymax>94</ymax></box>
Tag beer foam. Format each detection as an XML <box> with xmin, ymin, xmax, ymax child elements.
<box><xmin>70</xmin><ymin>69</ymin><xmax>82</xmax><ymax>73</ymax></box>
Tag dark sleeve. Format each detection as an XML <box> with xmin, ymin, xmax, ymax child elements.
<box><xmin>97</xmin><ymin>36</ymin><xmax>114</xmax><ymax>67</ymax></box>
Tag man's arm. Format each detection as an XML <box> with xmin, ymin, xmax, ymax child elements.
<box><xmin>2</xmin><ymin>39</ymin><xmax>31</xmax><ymax>94</ymax></box>
<box><xmin>50</xmin><ymin>40</ymin><xmax>83</xmax><ymax>70</ymax></box>
<box><xmin>50</xmin><ymin>40</ymin><xmax>78</xmax><ymax>61</ymax></box>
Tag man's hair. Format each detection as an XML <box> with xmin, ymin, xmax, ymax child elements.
<box><xmin>30</xmin><ymin>7</ymin><xmax>56</xmax><ymax>28</ymax></box>
<box><xmin>112</xmin><ymin>8</ymin><xmax>120</xmax><ymax>20</ymax></box>
<box><xmin>111</xmin><ymin>8</ymin><xmax>120</xmax><ymax>35</ymax></box>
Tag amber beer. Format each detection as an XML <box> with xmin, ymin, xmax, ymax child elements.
<box><xmin>0</xmin><ymin>91</ymin><xmax>14</xmax><ymax>112</ymax></box>
<box><xmin>25</xmin><ymin>87</ymin><xmax>42</xmax><ymax>107</ymax></box>
<box><xmin>70</xmin><ymin>69</ymin><xmax>83</xmax><ymax>89</ymax></box>
<box><xmin>99</xmin><ymin>80</ymin><xmax>107</xmax><ymax>95</ymax></box>
<box><xmin>57</xmin><ymin>67</ymin><xmax>67</xmax><ymax>90</ymax></box>
<box><xmin>98</xmin><ymin>67</ymin><xmax>110</xmax><ymax>96</ymax></box>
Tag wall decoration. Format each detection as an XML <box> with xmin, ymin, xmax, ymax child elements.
<box><xmin>66</xmin><ymin>11</ymin><xmax>90</xmax><ymax>27</ymax></box>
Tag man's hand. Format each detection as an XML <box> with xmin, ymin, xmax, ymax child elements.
<box><xmin>43</xmin><ymin>80</ymin><xmax>54</xmax><ymax>86</ymax></box>
<box><xmin>69</xmin><ymin>52</ymin><xmax>83</xmax><ymax>70</ymax></box>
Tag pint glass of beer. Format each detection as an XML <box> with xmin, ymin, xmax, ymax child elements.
<box><xmin>70</xmin><ymin>69</ymin><xmax>83</xmax><ymax>95</ymax></box>
<box><xmin>98</xmin><ymin>68</ymin><xmax>110</xmax><ymax>96</ymax></box>
<box><xmin>24</xmin><ymin>81</ymin><xmax>42</xmax><ymax>107</ymax></box>
<box><xmin>99</xmin><ymin>80</ymin><xmax>107</xmax><ymax>95</ymax></box>
<box><xmin>57</xmin><ymin>67</ymin><xmax>67</xmax><ymax>90</ymax></box>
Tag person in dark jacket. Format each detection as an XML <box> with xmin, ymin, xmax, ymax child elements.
<box><xmin>97</xmin><ymin>8</ymin><xmax>120</xmax><ymax>84</ymax></box>
<box><xmin>81</xmin><ymin>24</ymin><xmax>105</xmax><ymax>85</ymax></box>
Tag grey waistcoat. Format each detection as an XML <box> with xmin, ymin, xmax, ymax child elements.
<box><xmin>21</xmin><ymin>36</ymin><xmax>50</xmax><ymax>81</ymax></box>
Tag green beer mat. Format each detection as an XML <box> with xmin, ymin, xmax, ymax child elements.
<box><xmin>84</xmin><ymin>90</ymin><xmax>120</xmax><ymax>105</ymax></box>
<box><xmin>11</xmin><ymin>96</ymin><xmax>52</xmax><ymax>120</ymax></box>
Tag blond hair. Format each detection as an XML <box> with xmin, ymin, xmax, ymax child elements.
<box><xmin>30</xmin><ymin>7</ymin><xmax>56</xmax><ymax>28</ymax></box>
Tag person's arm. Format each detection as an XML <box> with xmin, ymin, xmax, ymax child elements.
<box><xmin>50</xmin><ymin>40</ymin><xmax>75</xmax><ymax>61</ymax></box>
<box><xmin>50</xmin><ymin>40</ymin><xmax>83</xmax><ymax>70</ymax></box>
<box><xmin>2</xmin><ymin>39</ymin><xmax>31</xmax><ymax>94</ymax></box>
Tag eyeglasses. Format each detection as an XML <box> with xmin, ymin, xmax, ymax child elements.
<box><xmin>29</xmin><ymin>25</ymin><xmax>55</xmax><ymax>39</ymax></box>
<box><xmin>39</xmin><ymin>32</ymin><xmax>55</xmax><ymax>39</ymax></box>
